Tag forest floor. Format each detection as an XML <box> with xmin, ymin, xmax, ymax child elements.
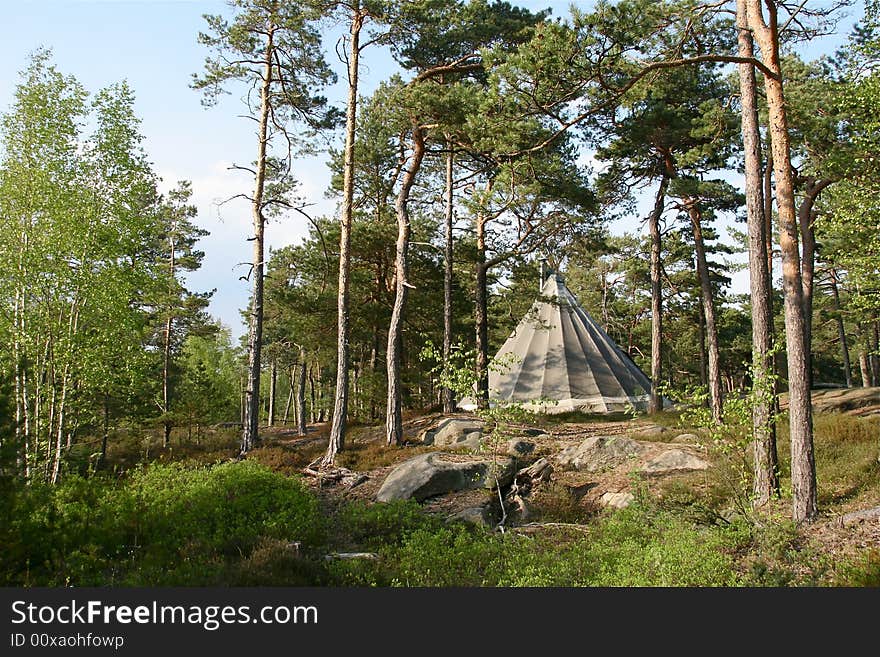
<box><xmin>251</xmin><ymin>386</ymin><xmax>880</xmax><ymax>576</ymax></box>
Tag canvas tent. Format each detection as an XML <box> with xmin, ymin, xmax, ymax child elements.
<box><xmin>460</xmin><ymin>272</ymin><xmax>653</xmax><ymax>414</ymax></box>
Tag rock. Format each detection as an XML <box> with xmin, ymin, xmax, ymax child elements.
<box><xmin>516</xmin><ymin>457</ymin><xmax>554</xmax><ymax>483</ymax></box>
<box><xmin>600</xmin><ymin>491</ymin><xmax>635</xmax><ymax>509</ymax></box>
<box><xmin>554</xmin><ymin>435</ymin><xmax>643</xmax><ymax>472</ymax></box>
<box><xmin>836</xmin><ymin>505</ymin><xmax>880</xmax><ymax>527</ymax></box>
<box><xmin>376</xmin><ymin>453</ymin><xmax>515</xmax><ymax>502</ymax></box>
<box><xmin>639</xmin><ymin>449</ymin><xmax>711</xmax><ymax>475</ymax></box>
<box><xmin>455</xmin><ymin>431</ymin><xmax>483</xmax><ymax>451</ymax></box>
<box><xmin>521</xmin><ymin>428</ymin><xmax>545</xmax><ymax>437</ymax></box>
<box><xmin>507</xmin><ymin>439</ymin><xmax>535</xmax><ymax>456</ymax></box>
<box><xmin>671</xmin><ymin>433</ymin><xmax>701</xmax><ymax>444</ymax></box>
<box><xmin>420</xmin><ymin>418</ymin><xmax>484</xmax><ymax>448</ymax></box>
<box><xmin>633</xmin><ymin>423</ymin><xmax>669</xmax><ymax>437</ymax></box>
<box><xmin>449</xmin><ymin>505</ymin><xmax>495</xmax><ymax>528</ymax></box>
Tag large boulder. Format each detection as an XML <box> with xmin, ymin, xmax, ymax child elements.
<box><xmin>554</xmin><ymin>435</ymin><xmax>643</xmax><ymax>472</ymax></box>
<box><xmin>376</xmin><ymin>453</ymin><xmax>515</xmax><ymax>502</ymax></box>
<box><xmin>639</xmin><ymin>449</ymin><xmax>710</xmax><ymax>475</ymax></box>
<box><xmin>420</xmin><ymin>418</ymin><xmax>485</xmax><ymax>449</ymax></box>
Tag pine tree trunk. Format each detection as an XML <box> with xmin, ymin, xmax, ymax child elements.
<box><xmin>283</xmin><ymin>366</ymin><xmax>294</xmax><ymax>423</ymax></box>
<box><xmin>648</xmin><ymin>175</ymin><xmax>669</xmax><ymax>413</ymax></box>
<box><xmin>268</xmin><ymin>358</ymin><xmax>277</xmax><ymax>427</ymax></box>
<box><xmin>798</xmin><ymin>179</ymin><xmax>832</xmax><ymax>389</ymax></box>
<box><xmin>686</xmin><ymin>199</ymin><xmax>723</xmax><ymax>422</ymax></box>
<box><xmin>747</xmin><ymin>0</ymin><xmax>817</xmax><ymax>523</ymax></box>
<box><xmin>871</xmin><ymin>317</ymin><xmax>880</xmax><ymax>385</ymax></box>
<box><xmin>738</xmin><ymin>0</ymin><xmax>779</xmax><ymax>505</ymax></box>
<box><xmin>858</xmin><ymin>344</ymin><xmax>872</xmax><ymax>387</ymax></box>
<box><xmin>162</xmin><ymin>232</ymin><xmax>176</xmax><ymax>449</ymax></box>
<box><xmin>442</xmin><ymin>137</ymin><xmax>456</xmax><ymax>414</ymax></box>
<box><xmin>241</xmin><ymin>24</ymin><xmax>276</xmax><ymax>455</ymax></box>
<box><xmin>829</xmin><ymin>274</ymin><xmax>852</xmax><ymax>388</ymax></box>
<box><xmin>475</xmin><ymin>257</ymin><xmax>490</xmax><ymax>410</ymax></box>
<box><xmin>386</xmin><ymin>125</ymin><xmax>426</xmax><ymax>446</ymax></box>
<box><xmin>326</xmin><ymin>6</ymin><xmax>364</xmax><ymax>465</ymax></box>
<box><xmin>309</xmin><ymin>365</ymin><xmax>317</xmax><ymax>423</ymax></box>
<box><xmin>297</xmin><ymin>348</ymin><xmax>307</xmax><ymax>436</ymax></box>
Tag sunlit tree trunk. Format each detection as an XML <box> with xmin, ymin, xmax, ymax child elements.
<box><xmin>747</xmin><ymin>0</ymin><xmax>816</xmax><ymax>522</ymax></box>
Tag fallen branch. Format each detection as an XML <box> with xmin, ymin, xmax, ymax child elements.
<box><xmin>511</xmin><ymin>522</ymin><xmax>592</xmax><ymax>534</ymax></box>
<box><xmin>324</xmin><ymin>552</ymin><xmax>379</xmax><ymax>561</ymax></box>
<box><xmin>302</xmin><ymin>465</ymin><xmax>368</xmax><ymax>488</ymax></box>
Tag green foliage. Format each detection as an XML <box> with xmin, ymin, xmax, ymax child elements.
<box><xmin>329</xmin><ymin>497</ymin><xmax>749</xmax><ymax>587</ymax></box>
<box><xmin>1</xmin><ymin>460</ymin><xmax>322</xmax><ymax>585</ymax></box>
<box><xmin>834</xmin><ymin>549</ymin><xmax>880</xmax><ymax>587</ymax></box>
<box><xmin>669</xmin><ymin>359</ymin><xmax>781</xmax><ymax>520</ymax></box>
<box><xmin>177</xmin><ymin>323</ymin><xmax>244</xmax><ymax>428</ymax></box>
<box><xmin>419</xmin><ymin>339</ymin><xmax>539</xmax><ymax>428</ymax></box>
<box><xmin>333</xmin><ymin>499</ymin><xmax>444</xmax><ymax>550</ymax></box>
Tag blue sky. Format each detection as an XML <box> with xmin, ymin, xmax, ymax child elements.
<box><xmin>0</xmin><ymin>1</ymin><xmax>862</xmax><ymax>340</ymax></box>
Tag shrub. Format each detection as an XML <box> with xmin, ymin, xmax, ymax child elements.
<box><xmin>3</xmin><ymin>461</ymin><xmax>324</xmax><ymax>586</ymax></box>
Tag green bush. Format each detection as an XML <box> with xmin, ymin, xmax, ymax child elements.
<box><xmin>3</xmin><ymin>460</ymin><xmax>324</xmax><ymax>585</ymax></box>
<box><xmin>328</xmin><ymin>499</ymin><xmax>751</xmax><ymax>587</ymax></box>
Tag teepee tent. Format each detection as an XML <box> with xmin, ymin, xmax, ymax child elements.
<box><xmin>461</xmin><ymin>271</ymin><xmax>653</xmax><ymax>414</ymax></box>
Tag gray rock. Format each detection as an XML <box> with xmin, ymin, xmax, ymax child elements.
<box><xmin>837</xmin><ymin>505</ymin><xmax>880</xmax><ymax>526</ymax></box>
<box><xmin>554</xmin><ymin>435</ymin><xmax>643</xmax><ymax>472</ymax></box>
<box><xmin>507</xmin><ymin>439</ymin><xmax>535</xmax><ymax>456</ymax></box>
<box><xmin>639</xmin><ymin>449</ymin><xmax>710</xmax><ymax>475</ymax></box>
<box><xmin>449</xmin><ymin>505</ymin><xmax>495</xmax><ymax>528</ymax></box>
<box><xmin>376</xmin><ymin>453</ymin><xmax>515</xmax><ymax>502</ymax></box>
<box><xmin>671</xmin><ymin>433</ymin><xmax>701</xmax><ymax>444</ymax></box>
<box><xmin>420</xmin><ymin>418</ymin><xmax>484</xmax><ymax>448</ymax></box>
<box><xmin>634</xmin><ymin>423</ymin><xmax>669</xmax><ymax>436</ymax></box>
<box><xmin>600</xmin><ymin>491</ymin><xmax>635</xmax><ymax>509</ymax></box>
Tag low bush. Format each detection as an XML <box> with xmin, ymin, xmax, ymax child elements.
<box><xmin>2</xmin><ymin>460</ymin><xmax>324</xmax><ymax>586</ymax></box>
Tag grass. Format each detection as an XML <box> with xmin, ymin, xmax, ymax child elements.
<box><xmin>4</xmin><ymin>406</ymin><xmax>877</xmax><ymax>588</ymax></box>
<box><xmin>776</xmin><ymin>412</ymin><xmax>880</xmax><ymax>510</ymax></box>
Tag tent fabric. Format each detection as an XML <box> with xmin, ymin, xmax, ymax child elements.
<box><xmin>460</xmin><ymin>273</ymin><xmax>652</xmax><ymax>414</ymax></box>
